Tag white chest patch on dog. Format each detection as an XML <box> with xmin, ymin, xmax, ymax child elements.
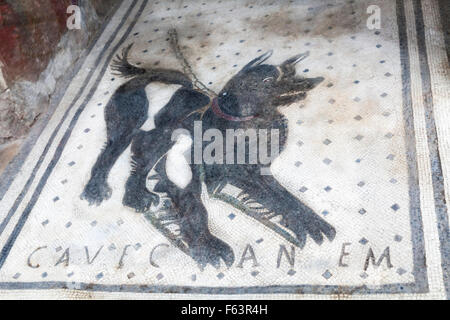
<box><xmin>166</xmin><ymin>134</ymin><xmax>193</xmax><ymax>189</ymax></box>
<box><xmin>140</xmin><ymin>83</ymin><xmax>181</xmax><ymax>131</ymax></box>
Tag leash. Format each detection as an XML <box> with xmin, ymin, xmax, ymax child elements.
<box><xmin>168</xmin><ymin>29</ymin><xmax>217</xmax><ymax>98</ymax></box>
<box><xmin>169</xmin><ymin>28</ymin><xmax>217</xmax><ymax>122</ymax></box>
<box><xmin>169</xmin><ymin>29</ymin><xmax>257</xmax><ymax>123</ymax></box>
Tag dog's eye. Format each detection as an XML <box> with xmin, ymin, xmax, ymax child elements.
<box><xmin>263</xmin><ymin>77</ymin><xmax>274</xmax><ymax>83</ymax></box>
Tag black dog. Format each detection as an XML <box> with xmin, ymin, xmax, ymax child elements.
<box><xmin>82</xmin><ymin>45</ymin><xmax>336</xmax><ymax>268</ymax></box>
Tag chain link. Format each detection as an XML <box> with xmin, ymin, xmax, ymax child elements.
<box><xmin>168</xmin><ymin>29</ymin><xmax>217</xmax><ymax>98</ymax></box>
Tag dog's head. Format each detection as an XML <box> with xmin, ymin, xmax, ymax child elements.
<box><xmin>217</xmin><ymin>51</ymin><xmax>324</xmax><ymax>118</ymax></box>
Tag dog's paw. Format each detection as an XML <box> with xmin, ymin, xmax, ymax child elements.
<box><xmin>190</xmin><ymin>235</ymin><xmax>235</xmax><ymax>269</ymax></box>
<box><xmin>80</xmin><ymin>179</ymin><xmax>112</xmax><ymax>206</ymax></box>
<box><xmin>123</xmin><ymin>188</ymin><xmax>160</xmax><ymax>213</ymax></box>
<box><xmin>282</xmin><ymin>212</ymin><xmax>336</xmax><ymax>248</ymax></box>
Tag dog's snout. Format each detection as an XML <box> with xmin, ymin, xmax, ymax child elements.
<box><xmin>311</xmin><ymin>76</ymin><xmax>324</xmax><ymax>86</ymax></box>
<box><xmin>315</xmin><ymin>76</ymin><xmax>325</xmax><ymax>83</ymax></box>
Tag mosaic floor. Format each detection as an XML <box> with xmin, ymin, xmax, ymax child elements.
<box><xmin>0</xmin><ymin>0</ymin><xmax>448</xmax><ymax>299</ymax></box>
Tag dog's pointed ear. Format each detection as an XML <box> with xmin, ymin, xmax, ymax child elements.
<box><xmin>281</xmin><ymin>51</ymin><xmax>309</xmax><ymax>67</ymax></box>
<box><xmin>240</xmin><ymin>50</ymin><xmax>273</xmax><ymax>73</ymax></box>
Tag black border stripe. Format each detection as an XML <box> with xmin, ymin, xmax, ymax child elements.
<box><xmin>0</xmin><ymin>281</ymin><xmax>426</xmax><ymax>295</ymax></box>
<box><xmin>412</xmin><ymin>0</ymin><xmax>450</xmax><ymax>299</ymax></box>
<box><xmin>396</xmin><ymin>0</ymin><xmax>428</xmax><ymax>293</ymax></box>
<box><xmin>437</xmin><ymin>0</ymin><xmax>450</xmax><ymax>62</ymax></box>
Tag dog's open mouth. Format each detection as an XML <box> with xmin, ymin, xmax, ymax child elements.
<box><xmin>278</xmin><ymin>90</ymin><xmax>306</xmax><ymax>98</ymax></box>
<box><xmin>274</xmin><ymin>90</ymin><xmax>307</xmax><ymax>106</ymax></box>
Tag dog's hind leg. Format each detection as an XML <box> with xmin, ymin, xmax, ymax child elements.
<box><xmin>81</xmin><ymin>88</ymin><xmax>148</xmax><ymax>206</ymax></box>
<box><xmin>81</xmin><ymin>133</ymin><xmax>134</xmax><ymax>205</ymax></box>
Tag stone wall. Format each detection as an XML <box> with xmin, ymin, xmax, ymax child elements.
<box><xmin>0</xmin><ymin>0</ymin><xmax>120</xmax><ymax>167</ymax></box>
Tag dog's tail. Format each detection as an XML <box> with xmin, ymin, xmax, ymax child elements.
<box><xmin>111</xmin><ymin>43</ymin><xmax>147</xmax><ymax>79</ymax></box>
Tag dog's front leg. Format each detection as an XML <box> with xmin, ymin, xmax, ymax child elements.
<box><xmin>159</xmin><ymin>164</ymin><xmax>235</xmax><ymax>269</ymax></box>
<box><xmin>227</xmin><ymin>171</ymin><xmax>336</xmax><ymax>248</ymax></box>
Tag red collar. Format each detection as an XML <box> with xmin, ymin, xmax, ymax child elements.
<box><xmin>211</xmin><ymin>97</ymin><xmax>256</xmax><ymax>122</ymax></box>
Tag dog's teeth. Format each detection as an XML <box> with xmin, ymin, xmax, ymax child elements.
<box><xmin>279</xmin><ymin>91</ymin><xmax>304</xmax><ymax>98</ymax></box>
